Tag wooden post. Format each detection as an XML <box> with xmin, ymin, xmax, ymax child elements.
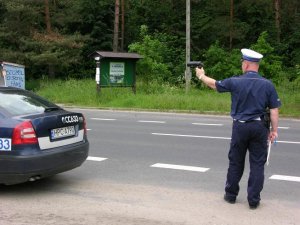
<box><xmin>230</xmin><ymin>0</ymin><xmax>234</xmax><ymax>49</ymax></box>
<box><xmin>185</xmin><ymin>0</ymin><xmax>191</xmax><ymax>93</ymax></box>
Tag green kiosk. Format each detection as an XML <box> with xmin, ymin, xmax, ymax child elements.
<box><xmin>89</xmin><ymin>51</ymin><xmax>142</xmax><ymax>93</ymax></box>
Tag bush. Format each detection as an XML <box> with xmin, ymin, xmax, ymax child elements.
<box><xmin>204</xmin><ymin>42</ymin><xmax>241</xmax><ymax>80</ymax></box>
<box><xmin>128</xmin><ymin>25</ymin><xmax>184</xmax><ymax>84</ymax></box>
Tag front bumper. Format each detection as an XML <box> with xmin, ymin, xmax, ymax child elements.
<box><xmin>0</xmin><ymin>141</ymin><xmax>89</xmax><ymax>185</ymax></box>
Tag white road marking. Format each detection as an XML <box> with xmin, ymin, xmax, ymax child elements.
<box><xmin>192</xmin><ymin>123</ymin><xmax>223</xmax><ymax>126</ymax></box>
<box><xmin>87</xmin><ymin>156</ymin><xmax>107</xmax><ymax>162</ymax></box>
<box><xmin>138</xmin><ymin>120</ymin><xmax>166</xmax><ymax>124</ymax></box>
<box><xmin>276</xmin><ymin>140</ymin><xmax>300</xmax><ymax>144</ymax></box>
<box><xmin>152</xmin><ymin>132</ymin><xmax>230</xmax><ymax>140</ymax></box>
<box><xmin>192</xmin><ymin>123</ymin><xmax>287</xmax><ymax>128</ymax></box>
<box><xmin>87</xmin><ymin>129</ymin><xmax>92</xmax><ymax>131</ymax></box>
<box><xmin>151</xmin><ymin>163</ymin><xmax>210</xmax><ymax>172</ymax></box>
<box><xmin>90</xmin><ymin>118</ymin><xmax>116</xmax><ymax>121</ymax></box>
<box><xmin>269</xmin><ymin>175</ymin><xmax>300</xmax><ymax>183</ymax></box>
<box><xmin>152</xmin><ymin>132</ymin><xmax>300</xmax><ymax>144</ymax></box>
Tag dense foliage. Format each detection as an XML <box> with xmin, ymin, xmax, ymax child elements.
<box><xmin>0</xmin><ymin>0</ymin><xmax>299</xmax><ymax>85</ymax></box>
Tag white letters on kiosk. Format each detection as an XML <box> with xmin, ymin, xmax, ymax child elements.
<box><xmin>0</xmin><ymin>61</ymin><xmax>25</xmax><ymax>89</ymax></box>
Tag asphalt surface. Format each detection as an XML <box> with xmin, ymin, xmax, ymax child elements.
<box><xmin>1</xmin><ymin>109</ymin><xmax>299</xmax><ymax>225</ymax></box>
<box><xmin>82</xmin><ymin>109</ymin><xmax>300</xmax><ymax>198</ymax></box>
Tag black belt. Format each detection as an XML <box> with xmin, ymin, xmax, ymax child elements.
<box><xmin>233</xmin><ymin>117</ymin><xmax>261</xmax><ymax>123</ymax></box>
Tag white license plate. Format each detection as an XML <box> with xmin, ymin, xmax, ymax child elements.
<box><xmin>51</xmin><ymin>126</ymin><xmax>76</xmax><ymax>140</ymax></box>
<box><xmin>0</xmin><ymin>138</ymin><xmax>12</xmax><ymax>151</ymax></box>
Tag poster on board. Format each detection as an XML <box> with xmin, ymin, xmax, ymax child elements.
<box><xmin>109</xmin><ymin>62</ymin><xmax>125</xmax><ymax>84</ymax></box>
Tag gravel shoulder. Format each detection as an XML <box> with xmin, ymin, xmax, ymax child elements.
<box><xmin>1</xmin><ymin>177</ymin><xmax>299</xmax><ymax>225</ymax></box>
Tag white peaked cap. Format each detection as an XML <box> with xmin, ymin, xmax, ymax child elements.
<box><xmin>241</xmin><ymin>49</ymin><xmax>263</xmax><ymax>62</ymax></box>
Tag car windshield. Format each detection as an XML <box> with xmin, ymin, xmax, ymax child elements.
<box><xmin>0</xmin><ymin>90</ymin><xmax>59</xmax><ymax>116</ymax></box>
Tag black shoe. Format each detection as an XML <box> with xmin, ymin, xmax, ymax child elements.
<box><xmin>249</xmin><ymin>202</ymin><xmax>260</xmax><ymax>209</ymax></box>
<box><xmin>224</xmin><ymin>194</ymin><xmax>236</xmax><ymax>204</ymax></box>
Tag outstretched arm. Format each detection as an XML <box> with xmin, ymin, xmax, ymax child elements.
<box><xmin>195</xmin><ymin>67</ymin><xmax>217</xmax><ymax>90</ymax></box>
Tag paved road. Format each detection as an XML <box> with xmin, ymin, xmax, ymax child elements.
<box><xmin>83</xmin><ymin>109</ymin><xmax>300</xmax><ymax>197</ymax></box>
<box><xmin>1</xmin><ymin>109</ymin><xmax>299</xmax><ymax>225</ymax></box>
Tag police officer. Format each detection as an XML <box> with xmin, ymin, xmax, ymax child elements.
<box><xmin>195</xmin><ymin>48</ymin><xmax>281</xmax><ymax>209</ymax></box>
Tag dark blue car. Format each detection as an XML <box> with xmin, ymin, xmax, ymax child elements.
<box><xmin>0</xmin><ymin>86</ymin><xmax>89</xmax><ymax>185</ymax></box>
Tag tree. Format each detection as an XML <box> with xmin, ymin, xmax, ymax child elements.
<box><xmin>280</xmin><ymin>0</ymin><xmax>300</xmax><ymax>68</ymax></box>
<box><xmin>274</xmin><ymin>0</ymin><xmax>281</xmax><ymax>42</ymax></box>
<box><xmin>120</xmin><ymin>0</ymin><xmax>125</xmax><ymax>51</ymax></box>
<box><xmin>0</xmin><ymin>0</ymin><xmax>298</xmax><ymax>83</ymax></box>
<box><xmin>113</xmin><ymin>0</ymin><xmax>120</xmax><ymax>51</ymax></box>
<box><xmin>0</xmin><ymin>0</ymin><xmax>40</xmax><ymax>64</ymax></box>
<box><xmin>44</xmin><ymin>0</ymin><xmax>52</xmax><ymax>34</ymax></box>
<box><xmin>251</xmin><ymin>31</ymin><xmax>283</xmax><ymax>82</ymax></box>
<box><xmin>0</xmin><ymin>0</ymin><xmax>89</xmax><ymax>79</ymax></box>
<box><xmin>44</xmin><ymin>0</ymin><xmax>55</xmax><ymax>78</ymax></box>
<box><xmin>78</xmin><ymin>0</ymin><xmax>114</xmax><ymax>52</ymax></box>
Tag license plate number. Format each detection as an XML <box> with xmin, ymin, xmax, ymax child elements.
<box><xmin>0</xmin><ymin>138</ymin><xmax>12</xmax><ymax>151</ymax></box>
<box><xmin>51</xmin><ymin>126</ymin><xmax>75</xmax><ymax>140</ymax></box>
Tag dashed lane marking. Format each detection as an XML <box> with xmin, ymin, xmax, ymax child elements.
<box><xmin>278</xmin><ymin>127</ymin><xmax>290</xmax><ymax>129</ymax></box>
<box><xmin>85</xmin><ymin>157</ymin><xmax>300</xmax><ymax>184</ymax></box>
<box><xmin>87</xmin><ymin>156</ymin><xmax>108</xmax><ymax>162</ymax></box>
<box><xmin>138</xmin><ymin>120</ymin><xmax>166</xmax><ymax>123</ymax></box>
<box><xmin>87</xmin><ymin>118</ymin><xmax>292</xmax><ymax>131</ymax></box>
<box><xmin>152</xmin><ymin>132</ymin><xmax>300</xmax><ymax>144</ymax></box>
<box><xmin>192</xmin><ymin>123</ymin><xmax>223</xmax><ymax>126</ymax></box>
<box><xmin>90</xmin><ymin>118</ymin><xmax>116</xmax><ymax>121</ymax></box>
<box><xmin>276</xmin><ymin>140</ymin><xmax>300</xmax><ymax>144</ymax></box>
<box><xmin>151</xmin><ymin>163</ymin><xmax>210</xmax><ymax>172</ymax></box>
<box><xmin>269</xmin><ymin>175</ymin><xmax>300</xmax><ymax>183</ymax></box>
<box><xmin>152</xmin><ymin>132</ymin><xmax>230</xmax><ymax>140</ymax></box>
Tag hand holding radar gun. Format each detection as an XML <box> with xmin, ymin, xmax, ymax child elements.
<box><xmin>187</xmin><ymin>61</ymin><xmax>206</xmax><ymax>81</ymax></box>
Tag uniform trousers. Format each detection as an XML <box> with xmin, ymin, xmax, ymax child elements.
<box><xmin>225</xmin><ymin>120</ymin><xmax>268</xmax><ymax>205</ymax></box>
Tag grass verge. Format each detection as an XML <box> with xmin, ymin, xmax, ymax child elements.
<box><xmin>32</xmin><ymin>79</ymin><xmax>299</xmax><ymax>118</ymax></box>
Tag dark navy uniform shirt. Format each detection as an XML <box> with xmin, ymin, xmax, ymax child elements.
<box><xmin>215</xmin><ymin>71</ymin><xmax>281</xmax><ymax>121</ymax></box>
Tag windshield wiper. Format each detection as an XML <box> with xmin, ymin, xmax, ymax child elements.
<box><xmin>44</xmin><ymin>106</ymin><xmax>60</xmax><ymax>112</ymax></box>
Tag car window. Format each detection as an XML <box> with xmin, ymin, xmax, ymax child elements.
<box><xmin>0</xmin><ymin>90</ymin><xmax>58</xmax><ymax>116</ymax></box>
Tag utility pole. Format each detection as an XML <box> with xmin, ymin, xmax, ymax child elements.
<box><xmin>230</xmin><ymin>0</ymin><xmax>234</xmax><ymax>49</ymax></box>
<box><xmin>185</xmin><ymin>0</ymin><xmax>191</xmax><ymax>93</ymax></box>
